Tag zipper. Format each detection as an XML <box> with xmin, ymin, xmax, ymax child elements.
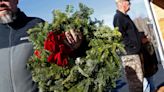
<box><xmin>7</xmin><ymin>24</ymin><xmax>16</xmax><ymax>92</ymax></box>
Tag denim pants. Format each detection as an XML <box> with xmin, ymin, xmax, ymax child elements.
<box><xmin>143</xmin><ymin>77</ymin><xmax>155</xmax><ymax>92</ymax></box>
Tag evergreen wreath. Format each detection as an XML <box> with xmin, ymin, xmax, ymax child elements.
<box><xmin>27</xmin><ymin>3</ymin><xmax>125</xmax><ymax>92</ymax></box>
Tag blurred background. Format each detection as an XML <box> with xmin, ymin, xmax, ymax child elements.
<box><xmin>18</xmin><ymin>0</ymin><xmax>147</xmax><ymax>28</ymax></box>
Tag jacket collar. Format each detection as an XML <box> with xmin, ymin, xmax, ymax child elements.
<box><xmin>8</xmin><ymin>9</ymin><xmax>28</xmax><ymax>29</ymax></box>
<box><xmin>116</xmin><ymin>10</ymin><xmax>129</xmax><ymax>17</ymax></box>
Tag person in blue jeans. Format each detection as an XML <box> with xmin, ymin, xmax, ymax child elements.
<box><xmin>141</xmin><ymin>32</ymin><xmax>158</xmax><ymax>92</ymax></box>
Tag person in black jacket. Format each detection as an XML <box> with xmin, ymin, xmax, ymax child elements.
<box><xmin>113</xmin><ymin>0</ymin><xmax>141</xmax><ymax>55</ymax></box>
<box><xmin>0</xmin><ymin>0</ymin><xmax>82</xmax><ymax>92</ymax></box>
<box><xmin>113</xmin><ymin>0</ymin><xmax>143</xmax><ymax>92</ymax></box>
<box><xmin>113</xmin><ymin>0</ymin><xmax>156</xmax><ymax>92</ymax></box>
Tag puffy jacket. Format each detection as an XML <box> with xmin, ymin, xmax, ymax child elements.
<box><xmin>0</xmin><ymin>9</ymin><xmax>44</xmax><ymax>92</ymax></box>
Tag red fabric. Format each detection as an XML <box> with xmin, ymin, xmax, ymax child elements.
<box><xmin>44</xmin><ymin>32</ymin><xmax>72</xmax><ymax>67</ymax></box>
<box><xmin>34</xmin><ymin>50</ymin><xmax>41</xmax><ymax>59</ymax></box>
<box><xmin>44</xmin><ymin>32</ymin><xmax>59</xmax><ymax>53</ymax></box>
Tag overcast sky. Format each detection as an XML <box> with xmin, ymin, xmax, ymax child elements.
<box><xmin>18</xmin><ymin>0</ymin><xmax>148</xmax><ymax>28</ymax></box>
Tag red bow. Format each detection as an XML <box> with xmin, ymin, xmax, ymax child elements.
<box><xmin>44</xmin><ymin>32</ymin><xmax>72</xmax><ymax>67</ymax></box>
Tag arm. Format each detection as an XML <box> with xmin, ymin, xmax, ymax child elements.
<box><xmin>113</xmin><ymin>15</ymin><xmax>127</xmax><ymax>37</ymax></box>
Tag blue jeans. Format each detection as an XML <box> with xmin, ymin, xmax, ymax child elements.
<box><xmin>143</xmin><ymin>77</ymin><xmax>155</xmax><ymax>92</ymax></box>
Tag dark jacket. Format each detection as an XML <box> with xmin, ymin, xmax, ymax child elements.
<box><xmin>0</xmin><ymin>9</ymin><xmax>44</xmax><ymax>92</ymax></box>
<box><xmin>113</xmin><ymin>10</ymin><xmax>141</xmax><ymax>54</ymax></box>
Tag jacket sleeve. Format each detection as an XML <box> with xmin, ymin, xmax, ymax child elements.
<box><xmin>113</xmin><ymin>15</ymin><xmax>127</xmax><ymax>37</ymax></box>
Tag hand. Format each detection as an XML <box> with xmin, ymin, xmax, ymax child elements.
<box><xmin>64</xmin><ymin>29</ymin><xmax>83</xmax><ymax>50</ymax></box>
<box><xmin>141</xmin><ymin>37</ymin><xmax>149</xmax><ymax>44</ymax></box>
<box><xmin>141</xmin><ymin>35</ymin><xmax>150</xmax><ymax>44</ymax></box>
